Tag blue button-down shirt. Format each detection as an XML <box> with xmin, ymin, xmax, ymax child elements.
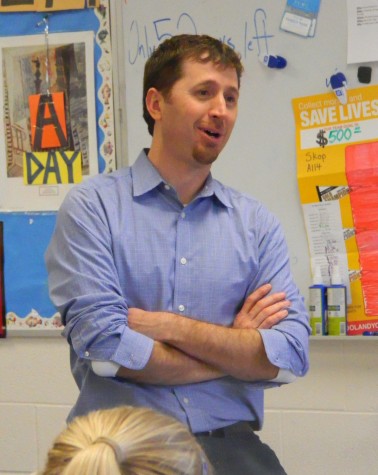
<box><xmin>45</xmin><ymin>149</ymin><xmax>310</xmax><ymax>431</ymax></box>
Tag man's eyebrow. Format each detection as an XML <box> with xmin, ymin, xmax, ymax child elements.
<box><xmin>226</xmin><ymin>86</ymin><xmax>240</xmax><ymax>96</ymax></box>
<box><xmin>193</xmin><ymin>80</ymin><xmax>216</xmax><ymax>88</ymax></box>
<box><xmin>194</xmin><ymin>80</ymin><xmax>239</xmax><ymax>95</ymax></box>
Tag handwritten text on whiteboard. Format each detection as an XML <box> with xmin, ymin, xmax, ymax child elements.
<box><xmin>127</xmin><ymin>9</ymin><xmax>274</xmax><ymax>65</ymax></box>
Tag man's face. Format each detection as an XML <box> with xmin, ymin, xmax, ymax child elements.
<box><xmin>158</xmin><ymin>58</ymin><xmax>239</xmax><ymax>167</ymax></box>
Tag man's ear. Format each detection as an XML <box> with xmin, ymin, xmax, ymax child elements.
<box><xmin>145</xmin><ymin>88</ymin><xmax>163</xmax><ymax>121</ymax></box>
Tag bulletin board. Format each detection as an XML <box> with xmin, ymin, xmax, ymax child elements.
<box><xmin>0</xmin><ymin>0</ymin><xmax>115</xmax><ymax>336</ymax></box>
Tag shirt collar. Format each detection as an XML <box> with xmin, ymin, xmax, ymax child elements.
<box><xmin>199</xmin><ymin>175</ymin><xmax>233</xmax><ymax>208</ymax></box>
<box><xmin>131</xmin><ymin>149</ymin><xmax>233</xmax><ymax>209</ymax></box>
<box><xmin>131</xmin><ymin>149</ymin><xmax>165</xmax><ymax>197</ymax></box>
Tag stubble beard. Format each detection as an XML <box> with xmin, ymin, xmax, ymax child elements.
<box><xmin>192</xmin><ymin>144</ymin><xmax>220</xmax><ymax>165</ymax></box>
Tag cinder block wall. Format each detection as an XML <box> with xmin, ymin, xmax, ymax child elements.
<box><xmin>1</xmin><ymin>338</ymin><xmax>377</xmax><ymax>475</ymax></box>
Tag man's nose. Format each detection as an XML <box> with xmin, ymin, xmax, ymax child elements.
<box><xmin>209</xmin><ymin>94</ymin><xmax>227</xmax><ymax>117</ymax></box>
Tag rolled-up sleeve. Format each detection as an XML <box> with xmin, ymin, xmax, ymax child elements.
<box><xmin>249</xmin><ymin>209</ymin><xmax>311</xmax><ymax>377</ymax></box>
<box><xmin>45</xmin><ymin>186</ymin><xmax>154</xmax><ymax>370</ymax></box>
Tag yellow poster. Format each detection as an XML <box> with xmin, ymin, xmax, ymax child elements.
<box><xmin>293</xmin><ymin>85</ymin><xmax>378</xmax><ymax>335</ymax></box>
<box><xmin>0</xmin><ymin>0</ymin><xmax>98</xmax><ymax>12</ymax></box>
<box><xmin>23</xmin><ymin>151</ymin><xmax>82</xmax><ymax>185</ymax></box>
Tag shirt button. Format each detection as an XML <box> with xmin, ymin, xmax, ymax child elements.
<box><xmin>183</xmin><ymin>397</ymin><xmax>189</xmax><ymax>404</ymax></box>
<box><xmin>164</xmin><ymin>184</ymin><xmax>170</xmax><ymax>190</ymax></box>
<box><xmin>181</xmin><ymin>212</ymin><xmax>186</xmax><ymax>218</ymax></box>
<box><xmin>180</xmin><ymin>257</ymin><xmax>187</xmax><ymax>265</ymax></box>
<box><xmin>178</xmin><ymin>304</ymin><xmax>185</xmax><ymax>312</ymax></box>
<box><xmin>84</xmin><ymin>351</ymin><xmax>90</xmax><ymax>357</ymax></box>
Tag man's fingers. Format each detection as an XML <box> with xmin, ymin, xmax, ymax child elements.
<box><xmin>241</xmin><ymin>290</ymin><xmax>288</xmax><ymax>318</ymax></box>
<box><xmin>234</xmin><ymin>284</ymin><xmax>291</xmax><ymax>330</ymax></box>
<box><xmin>257</xmin><ymin>309</ymin><xmax>289</xmax><ymax>329</ymax></box>
<box><xmin>235</xmin><ymin>307</ymin><xmax>289</xmax><ymax>330</ymax></box>
<box><xmin>239</xmin><ymin>284</ymin><xmax>272</xmax><ymax>313</ymax></box>
<box><xmin>257</xmin><ymin>299</ymin><xmax>291</xmax><ymax>320</ymax></box>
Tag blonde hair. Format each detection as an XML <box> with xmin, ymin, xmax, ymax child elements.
<box><xmin>41</xmin><ymin>405</ymin><xmax>211</xmax><ymax>475</ymax></box>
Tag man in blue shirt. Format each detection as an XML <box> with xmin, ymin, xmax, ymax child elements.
<box><xmin>46</xmin><ymin>34</ymin><xmax>310</xmax><ymax>474</ymax></box>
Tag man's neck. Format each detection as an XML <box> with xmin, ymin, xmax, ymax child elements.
<box><xmin>147</xmin><ymin>147</ymin><xmax>211</xmax><ymax>205</ymax></box>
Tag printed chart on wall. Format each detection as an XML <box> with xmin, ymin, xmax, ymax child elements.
<box><xmin>293</xmin><ymin>85</ymin><xmax>378</xmax><ymax>335</ymax></box>
<box><xmin>0</xmin><ymin>0</ymin><xmax>115</xmax><ymax>334</ymax></box>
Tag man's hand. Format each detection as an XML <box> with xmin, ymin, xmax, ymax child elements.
<box><xmin>233</xmin><ymin>284</ymin><xmax>290</xmax><ymax>330</ymax></box>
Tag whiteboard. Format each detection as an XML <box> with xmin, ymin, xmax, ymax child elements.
<box><xmin>115</xmin><ymin>0</ymin><xmax>374</xmax><ymax>299</ymax></box>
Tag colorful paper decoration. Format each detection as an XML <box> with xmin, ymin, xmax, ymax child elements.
<box><xmin>293</xmin><ymin>85</ymin><xmax>378</xmax><ymax>335</ymax></box>
<box><xmin>346</xmin><ymin>142</ymin><xmax>378</xmax><ymax>317</ymax></box>
<box><xmin>29</xmin><ymin>92</ymin><xmax>68</xmax><ymax>150</ymax></box>
<box><xmin>23</xmin><ymin>151</ymin><xmax>82</xmax><ymax>185</ymax></box>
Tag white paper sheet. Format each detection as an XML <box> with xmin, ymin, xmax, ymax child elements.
<box><xmin>303</xmin><ymin>201</ymin><xmax>351</xmax><ymax>302</ymax></box>
<box><xmin>347</xmin><ymin>0</ymin><xmax>378</xmax><ymax>63</ymax></box>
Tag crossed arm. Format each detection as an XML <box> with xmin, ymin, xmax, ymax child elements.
<box><xmin>116</xmin><ymin>284</ymin><xmax>290</xmax><ymax>385</ymax></box>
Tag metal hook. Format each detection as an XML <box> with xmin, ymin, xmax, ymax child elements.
<box><xmin>35</xmin><ymin>15</ymin><xmax>51</xmax><ymax>95</ymax></box>
<box><xmin>43</xmin><ymin>16</ymin><xmax>50</xmax><ymax>95</ymax></box>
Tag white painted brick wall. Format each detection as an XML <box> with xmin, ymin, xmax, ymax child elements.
<box><xmin>1</xmin><ymin>338</ymin><xmax>377</xmax><ymax>475</ymax></box>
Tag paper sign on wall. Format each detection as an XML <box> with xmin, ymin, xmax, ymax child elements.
<box><xmin>281</xmin><ymin>0</ymin><xmax>321</xmax><ymax>37</ymax></box>
<box><xmin>0</xmin><ymin>0</ymin><xmax>99</xmax><ymax>12</ymax></box>
<box><xmin>292</xmin><ymin>85</ymin><xmax>378</xmax><ymax>335</ymax></box>
<box><xmin>29</xmin><ymin>92</ymin><xmax>68</xmax><ymax>150</ymax></box>
<box><xmin>23</xmin><ymin>151</ymin><xmax>82</xmax><ymax>185</ymax></box>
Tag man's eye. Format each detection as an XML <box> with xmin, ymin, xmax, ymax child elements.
<box><xmin>198</xmin><ymin>90</ymin><xmax>209</xmax><ymax>97</ymax></box>
<box><xmin>226</xmin><ymin>95</ymin><xmax>237</xmax><ymax>104</ymax></box>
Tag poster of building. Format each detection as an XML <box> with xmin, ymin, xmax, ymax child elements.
<box><xmin>0</xmin><ymin>30</ymin><xmax>98</xmax><ymax>211</ymax></box>
<box><xmin>293</xmin><ymin>85</ymin><xmax>378</xmax><ymax>335</ymax></box>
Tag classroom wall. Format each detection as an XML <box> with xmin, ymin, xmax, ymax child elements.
<box><xmin>1</xmin><ymin>2</ymin><xmax>378</xmax><ymax>474</ymax></box>
<box><xmin>1</xmin><ymin>338</ymin><xmax>377</xmax><ymax>474</ymax></box>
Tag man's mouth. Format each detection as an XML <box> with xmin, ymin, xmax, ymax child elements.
<box><xmin>199</xmin><ymin>127</ymin><xmax>222</xmax><ymax>139</ymax></box>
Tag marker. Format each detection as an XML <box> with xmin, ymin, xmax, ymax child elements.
<box><xmin>330</xmin><ymin>72</ymin><xmax>347</xmax><ymax>105</ymax></box>
<box><xmin>258</xmin><ymin>53</ymin><xmax>287</xmax><ymax>69</ymax></box>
